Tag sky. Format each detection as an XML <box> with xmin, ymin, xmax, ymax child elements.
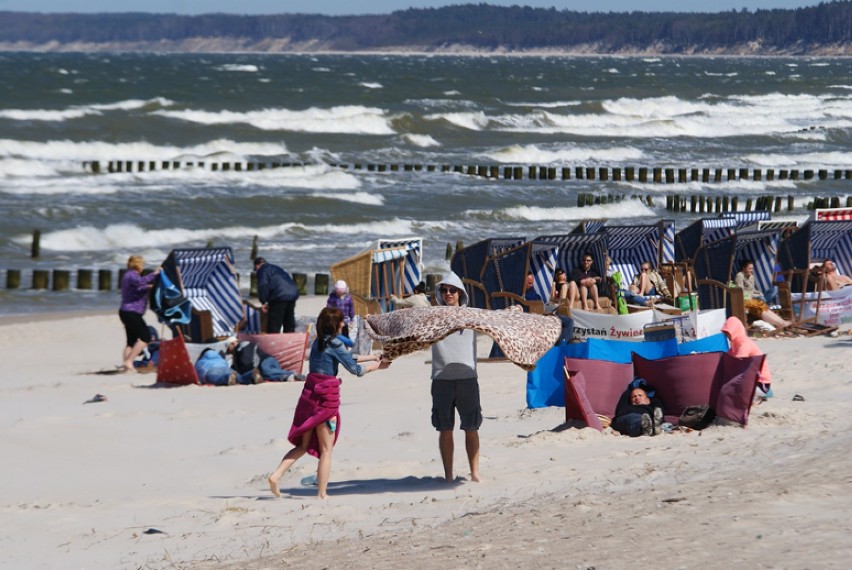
<box><xmin>0</xmin><ymin>1</ymin><xmax>823</xmax><ymax>16</ymax></box>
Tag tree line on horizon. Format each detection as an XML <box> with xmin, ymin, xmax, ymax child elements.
<box><xmin>0</xmin><ymin>1</ymin><xmax>849</xmax><ymax>53</ymax></box>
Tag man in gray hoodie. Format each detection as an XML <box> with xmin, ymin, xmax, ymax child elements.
<box><xmin>431</xmin><ymin>271</ymin><xmax>481</xmax><ymax>483</ymax></box>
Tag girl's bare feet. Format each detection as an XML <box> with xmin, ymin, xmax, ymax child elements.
<box><xmin>268</xmin><ymin>476</ymin><xmax>281</xmax><ymax>498</ymax></box>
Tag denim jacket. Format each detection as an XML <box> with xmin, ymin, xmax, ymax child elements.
<box><xmin>309</xmin><ymin>335</ymin><xmax>363</xmax><ymax>377</ymax></box>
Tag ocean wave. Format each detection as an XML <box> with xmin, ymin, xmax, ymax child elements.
<box><xmin>218</xmin><ymin>64</ymin><xmax>259</xmax><ymax>72</ymax></box>
<box><xmin>0</xmin><ymin>138</ymin><xmax>290</xmax><ymax>162</ymax></box>
<box><xmin>0</xmin><ymin>97</ymin><xmax>174</xmax><ymax>122</ymax></box>
<box><xmin>153</xmin><ymin>105</ymin><xmax>396</xmax><ymax>135</ymax></box>
<box><xmin>309</xmin><ymin>191</ymin><xmax>384</xmax><ymax>206</ymax></box>
<box><xmin>402</xmin><ymin>134</ymin><xmax>441</xmax><ymax>147</ymax></box>
<box><xmin>425</xmin><ymin>111</ymin><xmax>488</xmax><ymax>130</ymax></box>
<box><xmin>360</xmin><ymin>82</ymin><xmax>383</xmax><ymax>89</ymax></box>
<box><xmin>744</xmin><ymin>151</ymin><xmax>852</xmax><ymax>169</ymax></box>
<box><xmin>429</xmin><ymin>92</ymin><xmax>852</xmax><ymax>139</ymax></box>
<box><xmin>485</xmin><ymin>144</ymin><xmax>644</xmax><ymax>164</ymax></box>
<box><xmin>405</xmin><ymin>98</ymin><xmax>479</xmax><ymax>109</ymax></box>
<box><xmin>0</xmin><ymin>108</ymin><xmax>96</xmax><ymax>121</ymax></box>
<box><xmin>20</xmin><ymin>222</ymin><xmax>297</xmax><ymax>252</ymax></box>
<box><xmin>21</xmin><ymin>217</ymin><xmax>428</xmax><ymax>253</ymax></box>
<box><xmin>502</xmin><ymin>100</ymin><xmax>581</xmax><ymax>109</ymax></box>
<box><xmin>296</xmin><ymin>218</ymin><xmax>420</xmax><ymax>236</ymax></box>
<box><xmin>464</xmin><ymin>201</ymin><xmax>656</xmax><ymax>222</ymax></box>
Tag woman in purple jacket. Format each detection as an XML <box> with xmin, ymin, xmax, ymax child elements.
<box><xmin>118</xmin><ymin>255</ymin><xmax>160</xmax><ymax>372</ymax></box>
<box><xmin>326</xmin><ymin>280</ymin><xmax>355</xmax><ymax>338</ymax></box>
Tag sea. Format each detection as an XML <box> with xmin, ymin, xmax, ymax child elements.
<box><xmin>0</xmin><ymin>52</ymin><xmax>850</xmax><ymax>316</ymax></box>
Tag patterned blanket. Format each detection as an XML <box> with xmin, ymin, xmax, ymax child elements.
<box><xmin>365</xmin><ymin>306</ymin><xmax>561</xmax><ymax>371</ymax></box>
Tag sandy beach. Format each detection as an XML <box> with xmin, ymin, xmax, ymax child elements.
<box><xmin>2</xmin><ymin>295</ymin><xmax>851</xmax><ymax>570</ymax></box>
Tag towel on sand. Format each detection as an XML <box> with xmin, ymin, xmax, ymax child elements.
<box><xmin>365</xmin><ymin>306</ymin><xmax>561</xmax><ymax>371</ymax></box>
<box><xmin>287</xmin><ymin>372</ymin><xmax>341</xmax><ymax>458</ymax></box>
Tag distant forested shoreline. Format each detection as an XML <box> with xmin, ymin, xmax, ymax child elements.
<box><xmin>0</xmin><ymin>2</ymin><xmax>850</xmax><ymax>55</ymax></box>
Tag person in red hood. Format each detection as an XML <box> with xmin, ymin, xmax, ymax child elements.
<box><xmin>721</xmin><ymin>316</ymin><xmax>773</xmax><ymax>398</ymax></box>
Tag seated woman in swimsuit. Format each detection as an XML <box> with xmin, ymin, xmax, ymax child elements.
<box><xmin>734</xmin><ymin>259</ymin><xmax>791</xmax><ymax>330</ymax></box>
<box><xmin>550</xmin><ymin>268</ymin><xmax>579</xmax><ymax>306</ymax></box>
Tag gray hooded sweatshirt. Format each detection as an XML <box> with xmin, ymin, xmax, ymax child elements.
<box><xmin>431</xmin><ymin>271</ymin><xmax>477</xmax><ymax>381</ymax></box>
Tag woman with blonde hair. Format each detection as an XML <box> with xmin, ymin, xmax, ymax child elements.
<box><xmin>118</xmin><ymin>255</ymin><xmax>160</xmax><ymax>372</ymax></box>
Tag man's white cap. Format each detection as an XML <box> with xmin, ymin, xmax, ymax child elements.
<box><xmin>335</xmin><ymin>280</ymin><xmax>347</xmax><ymax>291</ymax></box>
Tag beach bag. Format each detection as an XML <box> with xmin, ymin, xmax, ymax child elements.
<box><xmin>678</xmin><ymin>404</ymin><xmax>715</xmax><ymax>430</ymax></box>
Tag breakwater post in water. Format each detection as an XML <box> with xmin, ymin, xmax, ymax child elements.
<box><xmin>31</xmin><ymin>229</ymin><xmax>40</xmax><ymax>259</ymax></box>
<box><xmin>82</xmin><ymin>160</ymin><xmax>852</xmax><ymax>188</ymax></box>
<box><xmin>314</xmin><ymin>273</ymin><xmax>329</xmax><ymax>296</ymax></box>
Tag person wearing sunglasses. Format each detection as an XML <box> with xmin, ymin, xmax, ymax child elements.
<box><xmin>629</xmin><ymin>261</ymin><xmax>671</xmax><ymax>301</ymax></box>
<box><xmin>570</xmin><ymin>253</ymin><xmax>603</xmax><ymax>310</ymax></box>
<box><xmin>431</xmin><ymin>271</ymin><xmax>482</xmax><ymax>483</ymax></box>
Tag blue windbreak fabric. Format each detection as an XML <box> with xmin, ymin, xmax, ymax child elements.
<box><xmin>678</xmin><ymin>333</ymin><xmax>728</xmax><ymax>354</ymax></box>
<box><xmin>152</xmin><ymin>270</ymin><xmax>191</xmax><ymax>325</ymax></box>
<box><xmin>526</xmin><ymin>335</ymin><xmax>728</xmax><ymax>409</ymax></box>
<box><xmin>526</xmin><ymin>344</ymin><xmax>568</xmax><ymax>408</ymax></box>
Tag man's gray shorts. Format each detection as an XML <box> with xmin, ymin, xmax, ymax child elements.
<box><xmin>431</xmin><ymin>378</ymin><xmax>482</xmax><ymax>431</ymax></box>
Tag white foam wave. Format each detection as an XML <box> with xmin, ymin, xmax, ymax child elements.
<box><xmin>485</xmin><ymin>144</ymin><xmax>644</xmax><ymax>164</ymax></box>
<box><xmin>299</xmin><ymin>218</ymin><xmax>419</xmax><ymax>236</ymax></box>
<box><xmin>0</xmin><ymin>138</ymin><xmax>290</xmax><ymax>162</ymax></box>
<box><xmin>20</xmin><ymin>217</ymin><xmax>423</xmax><ymax>253</ymax></box>
<box><xmin>153</xmin><ymin>105</ymin><xmax>396</xmax><ymax>135</ymax></box>
<box><xmin>218</xmin><ymin>64</ymin><xmax>259</xmax><ymax>72</ymax></box>
<box><xmin>503</xmin><ymin>100</ymin><xmax>581</xmax><ymax>109</ymax></box>
<box><xmin>425</xmin><ymin>111</ymin><xmax>488</xmax><ymax>131</ymax></box>
<box><xmin>0</xmin><ymin>108</ymin><xmax>95</xmax><ymax>121</ymax></box>
<box><xmin>20</xmin><ymin>222</ymin><xmax>300</xmax><ymax>252</ymax></box>
<box><xmin>89</xmin><ymin>97</ymin><xmax>174</xmax><ymax>111</ymax></box>
<box><xmin>466</xmin><ymin>201</ymin><xmax>655</xmax><ymax>222</ymax></box>
<box><xmin>0</xmin><ymin>97</ymin><xmax>174</xmax><ymax>122</ymax></box>
<box><xmin>421</xmin><ymin>93</ymin><xmax>851</xmax><ymax>138</ymax></box>
<box><xmin>309</xmin><ymin>191</ymin><xmax>384</xmax><ymax>206</ymax></box>
<box><xmin>0</xmin><ymin>160</ymin><xmax>358</xmax><ymax>195</ymax></box>
<box><xmin>744</xmin><ymin>151</ymin><xmax>852</xmax><ymax>169</ymax></box>
<box><xmin>360</xmin><ymin>82</ymin><xmax>383</xmax><ymax>89</ymax></box>
<box><xmin>402</xmin><ymin>134</ymin><xmax>441</xmax><ymax>147</ymax></box>
<box><xmin>406</xmin><ymin>98</ymin><xmax>479</xmax><ymax>110</ymax></box>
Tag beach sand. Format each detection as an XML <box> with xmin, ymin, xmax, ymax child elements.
<box><xmin>1</xmin><ymin>296</ymin><xmax>851</xmax><ymax>569</ymax></box>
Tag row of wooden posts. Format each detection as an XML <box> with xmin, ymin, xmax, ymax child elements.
<box><xmin>82</xmin><ymin>160</ymin><xmax>852</xmax><ymax>184</ymax></box>
<box><xmin>3</xmin><ymin>268</ymin><xmax>450</xmax><ymax>296</ymax></box>
<box><xmin>662</xmin><ymin>194</ymin><xmax>852</xmax><ymax>214</ymax></box>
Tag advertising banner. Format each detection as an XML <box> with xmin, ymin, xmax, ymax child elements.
<box><xmin>571</xmin><ymin>309</ymin><xmax>654</xmax><ymax>341</ymax></box>
<box><xmin>792</xmin><ymin>287</ymin><xmax>852</xmax><ymax>328</ymax></box>
<box><xmin>654</xmin><ymin>308</ymin><xmax>727</xmax><ymax>340</ymax></box>
<box><xmin>572</xmin><ymin>308</ymin><xmax>727</xmax><ymax>342</ymax></box>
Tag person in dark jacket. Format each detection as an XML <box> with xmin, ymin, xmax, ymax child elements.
<box><xmin>254</xmin><ymin>257</ymin><xmax>300</xmax><ymax>333</ymax></box>
<box><xmin>612</xmin><ymin>377</ymin><xmax>665</xmax><ymax>437</ymax></box>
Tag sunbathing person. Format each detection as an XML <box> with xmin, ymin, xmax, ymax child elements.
<box><xmin>612</xmin><ymin>378</ymin><xmax>664</xmax><ymax>437</ymax></box>
<box><xmin>734</xmin><ymin>259</ymin><xmax>791</xmax><ymax>330</ymax></box>
<box><xmin>550</xmin><ymin>268</ymin><xmax>578</xmax><ymax>306</ymax></box>
<box><xmin>822</xmin><ymin>260</ymin><xmax>852</xmax><ymax>291</ymax></box>
<box><xmin>629</xmin><ymin>262</ymin><xmax>671</xmax><ymax>299</ymax></box>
